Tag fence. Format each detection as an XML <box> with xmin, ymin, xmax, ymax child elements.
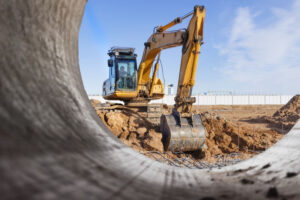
<box><xmin>89</xmin><ymin>94</ymin><xmax>293</xmax><ymax>105</ymax></box>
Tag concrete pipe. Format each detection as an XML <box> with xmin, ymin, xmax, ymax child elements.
<box><xmin>0</xmin><ymin>1</ymin><xmax>299</xmax><ymax>199</ymax></box>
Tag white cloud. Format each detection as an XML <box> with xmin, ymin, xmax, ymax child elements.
<box><xmin>220</xmin><ymin>0</ymin><xmax>300</xmax><ymax>93</ymax></box>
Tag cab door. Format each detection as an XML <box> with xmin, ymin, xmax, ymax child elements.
<box><xmin>103</xmin><ymin>57</ymin><xmax>116</xmax><ymax>96</ymax></box>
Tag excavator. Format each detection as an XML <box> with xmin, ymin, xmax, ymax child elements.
<box><xmin>102</xmin><ymin>5</ymin><xmax>207</xmax><ymax>152</ymax></box>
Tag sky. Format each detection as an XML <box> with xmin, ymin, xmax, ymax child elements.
<box><xmin>79</xmin><ymin>0</ymin><xmax>300</xmax><ymax>95</ymax></box>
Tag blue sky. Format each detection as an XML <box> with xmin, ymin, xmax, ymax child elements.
<box><xmin>79</xmin><ymin>0</ymin><xmax>300</xmax><ymax>95</ymax></box>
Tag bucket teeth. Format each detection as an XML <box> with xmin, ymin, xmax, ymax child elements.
<box><xmin>160</xmin><ymin>113</ymin><xmax>207</xmax><ymax>152</ymax></box>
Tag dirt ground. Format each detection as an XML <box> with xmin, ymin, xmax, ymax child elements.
<box><xmin>91</xmin><ymin>95</ymin><xmax>300</xmax><ymax>164</ymax></box>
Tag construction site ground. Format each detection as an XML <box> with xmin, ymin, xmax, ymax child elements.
<box><xmin>91</xmin><ymin>96</ymin><xmax>300</xmax><ymax>169</ymax></box>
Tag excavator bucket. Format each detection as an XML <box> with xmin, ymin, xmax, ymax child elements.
<box><xmin>160</xmin><ymin>113</ymin><xmax>207</xmax><ymax>152</ymax></box>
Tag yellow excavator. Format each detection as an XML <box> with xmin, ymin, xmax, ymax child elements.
<box><xmin>102</xmin><ymin>5</ymin><xmax>207</xmax><ymax>152</ymax></box>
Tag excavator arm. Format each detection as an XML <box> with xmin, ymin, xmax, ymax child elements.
<box><xmin>159</xmin><ymin>6</ymin><xmax>207</xmax><ymax>152</ymax></box>
<box><xmin>136</xmin><ymin>7</ymin><xmax>198</xmax><ymax>100</ymax></box>
<box><xmin>137</xmin><ymin>30</ymin><xmax>185</xmax><ymax>98</ymax></box>
<box><xmin>136</xmin><ymin>6</ymin><xmax>205</xmax><ymax>110</ymax></box>
<box><xmin>175</xmin><ymin>6</ymin><xmax>205</xmax><ymax>115</ymax></box>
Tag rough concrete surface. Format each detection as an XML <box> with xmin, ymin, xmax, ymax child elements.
<box><xmin>0</xmin><ymin>1</ymin><xmax>299</xmax><ymax>199</ymax></box>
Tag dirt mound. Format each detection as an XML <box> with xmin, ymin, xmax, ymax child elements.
<box><xmin>260</xmin><ymin>95</ymin><xmax>300</xmax><ymax>132</ymax></box>
<box><xmin>200</xmin><ymin>112</ymin><xmax>282</xmax><ymax>162</ymax></box>
<box><xmin>92</xmin><ymin>104</ymin><xmax>283</xmax><ymax>163</ymax></box>
<box><xmin>96</xmin><ymin>109</ymin><xmax>164</xmax><ymax>152</ymax></box>
<box><xmin>273</xmin><ymin>95</ymin><xmax>300</xmax><ymax>122</ymax></box>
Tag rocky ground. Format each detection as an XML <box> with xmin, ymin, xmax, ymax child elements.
<box><xmin>90</xmin><ymin>95</ymin><xmax>300</xmax><ymax>166</ymax></box>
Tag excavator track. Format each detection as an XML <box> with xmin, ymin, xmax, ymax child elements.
<box><xmin>93</xmin><ymin>101</ymin><xmax>164</xmax><ymax>126</ymax></box>
<box><xmin>160</xmin><ymin>113</ymin><xmax>207</xmax><ymax>152</ymax></box>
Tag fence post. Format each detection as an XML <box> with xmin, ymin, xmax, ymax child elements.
<box><xmin>215</xmin><ymin>95</ymin><xmax>217</xmax><ymax>105</ymax></box>
<box><xmin>280</xmin><ymin>95</ymin><xmax>282</xmax><ymax>104</ymax></box>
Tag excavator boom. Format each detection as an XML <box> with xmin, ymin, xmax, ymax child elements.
<box><xmin>160</xmin><ymin>6</ymin><xmax>207</xmax><ymax>152</ymax></box>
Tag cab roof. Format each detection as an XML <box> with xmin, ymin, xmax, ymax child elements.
<box><xmin>108</xmin><ymin>47</ymin><xmax>135</xmax><ymax>57</ymax></box>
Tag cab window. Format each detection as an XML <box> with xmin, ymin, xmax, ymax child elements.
<box><xmin>116</xmin><ymin>59</ymin><xmax>136</xmax><ymax>90</ymax></box>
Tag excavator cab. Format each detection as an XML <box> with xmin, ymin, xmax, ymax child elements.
<box><xmin>103</xmin><ymin>47</ymin><xmax>138</xmax><ymax>100</ymax></box>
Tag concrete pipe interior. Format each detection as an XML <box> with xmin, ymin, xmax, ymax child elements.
<box><xmin>0</xmin><ymin>1</ymin><xmax>299</xmax><ymax>199</ymax></box>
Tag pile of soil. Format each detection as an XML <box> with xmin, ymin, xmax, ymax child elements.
<box><xmin>273</xmin><ymin>95</ymin><xmax>300</xmax><ymax>120</ymax></box>
<box><xmin>96</xmin><ymin>108</ymin><xmax>164</xmax><ymax>152</ymax></box>
<box><xmin>200</xmin><ymin>112</ymin><xmax>282</xmax><ymax>162</ymax></box>
<box><xmin>257</xmin><ymin>95</ymin><xmax>300</xmax><ymax>132</ymax></box>
<box><xmin>272</xmin><ymin>95</ymin><xmax>300</xmax><ymax>129</ymax></box>
<box><xmin>92</xmin><ymin>100</ymin><xmax>284</xmax><ymax>163</ymax></box>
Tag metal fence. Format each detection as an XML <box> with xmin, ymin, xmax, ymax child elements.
<box><xmin>88</xmin><ymin>94</ymin><xmax>293</xmax><ymax>105</ymax></box>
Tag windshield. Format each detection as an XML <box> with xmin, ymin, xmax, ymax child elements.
<box><xmin>116</xmin><ymin>59</ymin><xmax>137</xmax><ymax>90</ymax></box>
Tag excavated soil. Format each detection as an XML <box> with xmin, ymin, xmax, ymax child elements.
<box><xmin>91</xmin><ymin>96</ymin><xmax>299</xmax><ymax>164</ymax></box>
<box><xmin>268</xmin><ymin>95</ymin><xmax>300</xmax><ymax>131</ymax></box>
<box><xmin>96</xmin><ymin>107</ymin><xmax>164</xmax><ymax>152</ymax></box>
